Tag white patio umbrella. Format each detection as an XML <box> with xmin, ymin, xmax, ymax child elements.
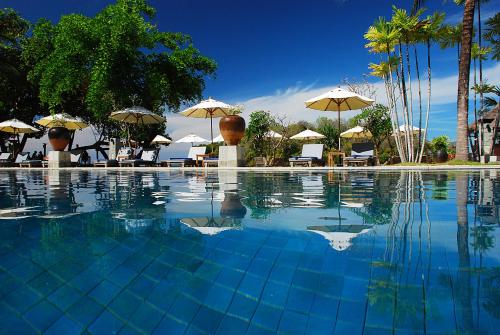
<box><xmin>290</xmin><ymin>129</ymin><xmax>325</xmax><ymax>140</ymax></box>
<box><xmin>305</xmin><ymin>87</ymin><xmax>374</xmax><ymax>149</ymax></box>
<box><xmin>180</xmin><ymin>98</ymin><xmax>238</xmax><ymax>144</ymax></box>
<box><xmin>212</xmin><ymin>134</ymin><xmax>224</xmax><ymax>143</ymax></box>
<box><xmin>265</xmin><ymin>130</ymin><xmax>283</xmax><ymax>138</ymax></box>
<box><xmin>175</xmin><ymin>134</ymin><xmax>209</xmax><ymax>146</ymax></box>
<box><xmin>150</xmin><ymin>135</ymin><xmax>172</xmax><ymax>145</ymax></box>
<box><xmin>0</xmin><ymin>119</ymin><xmax>40</xmax><ymax>135</ymax></box>
<box><xmin>392</xmin><ymin>125</ymin><xmax>425</xmax><ymax>136</ymax></box>
<box><xmin>36</xmin><ymin>113</ymin><xmax>88</xmax><ymax>130</ymax></box>
<box><xmin>340</xmin><ymin>126</ymin><xmax>372</xmax><ymax>139</ymax></box>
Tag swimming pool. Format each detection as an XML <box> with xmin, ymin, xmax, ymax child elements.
<box><xmin>0</xmin><ymin>170</ymin><xmax>498</xmax><ymax>334</ymax></box>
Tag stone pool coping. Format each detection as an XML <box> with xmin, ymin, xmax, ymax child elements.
<box><xmin>1</xmin><ymin>165</ymin><xmax>500</xmax><ymax>171</ymax></box>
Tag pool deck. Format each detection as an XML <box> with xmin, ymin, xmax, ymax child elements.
<box><xmin>1</xmin><ymin>164</ymin><xmax>500</xmax><ymax>171</ymax></box>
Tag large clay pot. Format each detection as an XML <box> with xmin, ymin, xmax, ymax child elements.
<box><xmin>48</xmin><ymin>127</ymin><xmax>71</xmax><ymax>151</ymax></box>
<box><xmin>219</xmin><ymin>115</ymin><xmax>245</xmax><ymax>145</ymax></box>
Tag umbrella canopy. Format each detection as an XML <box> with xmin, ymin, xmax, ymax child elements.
<box><xmin>393</xmin><ymin>124</ymin><xmax>425</xmax><ymax>136</ymax></box>
<box><xmin>340</xmin><ymin>126</ymin><xmax>372</xmax><ymax>139</ymax></box>
<box><xmin>212</xmin><ymin>134</ymin><xmax>224</xmax><ymax>143</ymax></box>
<box><xmin>175</xmin><ymin>134</ymin><xmax>209</xmax><ymax>144</ymax></box>
<box><xmin>305</xmin><ymin>87</ymin><xmax>374</xmax><ymax>149</ymax></box>
<box><xmin>180</xmin><ymin>98</ymin><xmax>238</xmax><ymax>143</ymax></box>
<box><xmin>0</xmin><ymin>119</ymin><xmax>40</xmax><ymax>134</ymax></box>
<box><xmin>265</xmin><ymin>130</ymin><xmax>283</xmax><ymax>138</ymax></box>
<box><xmin>110</xmin><ymin>106</ymin><xmax>165</xmax><ymax>124</ymax></box>
<box><xmin>150</xmin><ymin>135</ymin><xmax>172</xmax><ymax>145</ymax></box>
<box><xmin>290</xmin><ymin>129</ymin><xmax>325</xmax><ymax>140</ymax></box>
<box><xmin>36</xmin><ymin>113</ymin><xmax>88</xmax><ymax>130</ymax></box>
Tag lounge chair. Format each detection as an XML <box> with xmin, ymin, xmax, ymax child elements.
<box><xmin>119</xmin><ymin>149</ymin><xmax>159</xmax><ymax>167</ymax></box>
<box><xmin>161</xmin><ymin>146</ymin><xmax>206</xmax><ymax>167</ymax></box>
<box><xmin>343</xmin><ymin>142</ymin><xmax>377</xmax><ymax>167</ymax></box>
<box><xmin>13</xmin><ymin>152</ymin><xmax>30</xmax><ymax>167</ymax></box>
<box><xmin>0</xmin><ymin>152</ymin><xmax>12</xmax><ymax>166</ymax></box>
<box><xmin>289</xmin><ymin>144</ymin><xmax>324</xmax><ymax>167</ymax></box>
<box><xmin>71</xmin><ymin>153</ymin><xmax>81</xmax><ymax>167</ymax></box>
<box><xmin>94</xmin><ymin>147</ymin><xmax>132</xmax><ymax>167</ymax></box>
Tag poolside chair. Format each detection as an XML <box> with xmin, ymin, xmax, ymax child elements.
<box><xmin>343</xmin><ymin>142</ymin><xmax>376</xmax><ymax>167</ymax></box>
<box><xmin>119</xmin><ymin>149</ymin><xmax>159</xmax><ymax>167</ymax></box>
<box><xmin>13</xmin><ymin>152</ymin><xmax>30</xmax><ymax>167</ymax></box>
<box><xmin>289</xmin><ymin>144</ymin><xmax>324</xmax><ymax>167</ymax></box>
<box><xmin>203</xmin><ymin>157</ymin><xmax>219</xmax><ymax>167</ymax></box>
<box><xmin>161</xmin><ymin>146</ymin><xmax>207</xmax><ymax>167</ymax></box>
<box><xmin>70</xmin><ymin>153</ymin><xmax>81</xmax><ymax>167</ymax></box>
<box><xmin>94</xmin><ymin>147</ymin><xmax>132</xmax><ymax>167</ymax></box>
<box><xmin>0</xmin><ymin>152</ymin><xmax>12</xmax><ymax>166</ymax></box>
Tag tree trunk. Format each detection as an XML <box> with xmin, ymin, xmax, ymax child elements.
<box><xmin>405</xmin><ymin>42</ymin><xmax>415</xmax><ymax>162</ymax></box>
<box><xmin>415</xmin><ymin>46</ymin><xmax>423</xmax><ymax>162</ymax></box>
<box><xmin>419</xmin><ymin>39</ymin><xmax>432</xmax><ymax>163</ymax></box>
<box><xmin>478</xmin><ymin>0</ymin><xmax>484</xmax><ymax>112</ymax></box>
<box><xmin>456</xmin><ymin>0</ymin><xmax>476</xmax><ymax>161</ymax></box>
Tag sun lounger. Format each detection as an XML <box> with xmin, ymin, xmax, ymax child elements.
<box><xmin>161</xmin><ymin>146</ymin><xmax>206</xmax><ymax>167</ymax></box>
<box><xmin>343</xmin><ymin>142</ymin><xmax>376</xmax><ymax>167</ymax></box>
<box><xmin>19</xmin><ymin>159</ymin><xmax>43</xmax><ymax>167</ymax></box>
<box><xmin>12</xmin><ymin>153</ymin><xmax>30</xmax><ymax>167</ymax></box>
<box><xmin>0</xmin><ymin>152</ymin><xmax>12</xmax><ymax>166</ymax></box>
<box><xmin>289</xmin><ymin>144</ymin><xmax>324</xmax><ymax>167</ymax></box>
<box><xmin>71</xmin><ymin>153</ymin><xmax>81</xmax><ymax>167</ymax></box>
<box><xmin>119</xmin><ymin>149</ymin><xmax>159</xmax><ymax>167</ymax></box>
<box><xmin>94</xmin><ymin>147</ymin><xmax>132</xmax><ymax>167</ymax></box>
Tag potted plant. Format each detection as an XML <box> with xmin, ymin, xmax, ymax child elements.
<box><xmin>431</xmin><ymin>135</ymin><xmax>449</xmax><ymax>163</ymax></box>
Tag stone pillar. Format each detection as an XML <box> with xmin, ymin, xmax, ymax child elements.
<box><xmin>108</xmin><ymin>137</ymin><xmax>121</xmax><ymax>160</ymax></box>
<box><xmin>218</xmin><ymin>146</ymin><xmax>245</xmax><ymax>167</ymax></box>
<box><xmin>48</xmin><ymin>151</ymin><xmax>71</xmax><ymax>169</ymax></box>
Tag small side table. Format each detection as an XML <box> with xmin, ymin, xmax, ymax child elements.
<box><xmin>327</xmin><ymin>151</ymin><xmax>345</xmax><ymax>167</ymax></box>
<box><xmin>195</xmin><ymin>154</ymin><xmax>210</xmax><ymax>167</ymax></box>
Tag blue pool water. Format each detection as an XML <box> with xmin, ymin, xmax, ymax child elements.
<box><xmin>0</xmin><ymin>169</ymin><xmax>498</xmax><ymax>334</ymax></box>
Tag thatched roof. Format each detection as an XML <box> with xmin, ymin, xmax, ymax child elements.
<box><xmin>468</xmin><ymin>104</ymin><xmax>499</xmax><ymax>131</ymax></box>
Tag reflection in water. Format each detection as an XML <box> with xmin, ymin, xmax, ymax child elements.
<box><xmin>0</xmin><ymin>170</ymin><xmax>498</xmax><ymax>334</ymax></box>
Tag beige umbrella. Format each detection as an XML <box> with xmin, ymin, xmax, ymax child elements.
<box><xmin>305</xmin><ymin>87</ymin><xmax>374</xmax><ymax>149</ymax></box>
<box><xmin>110</xmin><ymin>106</ymin><xmax>165</xmax><ymax>124</ymax></box>
<box><xmin>290</xmin><ymin>129</ymin><xmax>325</xmax><ymax>140</ymax></box>
<box><xmin>151</xmin><ymin>135</ymin><xmax>172</xmax><ymax>145</ymax></box>
<box><xmin>340</xmin><ymin>126</ymin><xmax>372</xmax><ymax>140</ymax></box>
<box><xmin>36</xmin><ymin>113</ymin><xmax>88</xmax><ymax>130</ymax></box>
<box><xmin>180</xmin><ymin>98</ymin><xmax>238</xmax><ymax>144</ymax></box>
<box><xmin>0</xmin><ymin>119</ymin><xmax>40</xmax><ymax>134</ymax></box>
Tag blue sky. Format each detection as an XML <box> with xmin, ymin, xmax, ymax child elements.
<box><xmin>7</xmin><ymin>0</ymin><xmax>500</xmax><ymax>156</ymax></box>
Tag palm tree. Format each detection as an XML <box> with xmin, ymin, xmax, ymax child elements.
<box><xmin>471</xmin><ymin>44</ymin><xmax>491</xmax><ymax>158</ymax></box>
<box><xmin>365</xmin><ymin>18</ymin><xmax>407</xmax><ymax>161</ymax></box>
<box><xmin>438</xmin><ymin>23</ymin><xmax>463</xmax><ymax>64</ymax></box>
<box><xmin>456</xmin><ymin>0</ymin><xmax>476</xmax><ymax>161</ymax></box>
<box><xmin>416</xmin><ymin>12</ymin><xmax>446</xmax><ymax>163</ymax></box>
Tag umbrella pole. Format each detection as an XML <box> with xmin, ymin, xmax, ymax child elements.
<box><xmin>210</xmin><ymin>113</ymin><xmax>214</xmax><ymax>146</ymax></box>
<box><xmin>337</xmin><ymin>105</ymin><xmax>341</xmax><ymax>151</ymax></box>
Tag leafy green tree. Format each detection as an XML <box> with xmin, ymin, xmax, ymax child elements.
<box><xmin>245</xmin><ymin>110</ymin><xmax>272</xmax><ymax>158</ymax></box>
<box><xmin>352</xmin><ymin>104</ymin><xmax>392</xmax><ymax>155</ymax></box>
<box><xmin>22</xmin><ymin>0</ymin><xmax>216</xmax><ymax>144</ymax></box>
<box><xmin>316</xmin><ymin>116</ymin><xmax>345</xmax><ymax>151</ymax></box>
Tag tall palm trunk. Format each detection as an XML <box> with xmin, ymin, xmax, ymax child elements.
<box><xmin>405</xmin><ymin>41</ymin><xmax>415</xmax><ymax>162</ymax></box>
<box><xmin>456</xmin><ymin>0</ymin><xmax>476</xmax><ymax>161</ymax></box>
<box><xmin>414</xmin><ymin>46</ymin><xmax>423</xmax><ymax>162</ymax></box>
<box><xmin>473</xmin><ymin>55</ymin><xmax>478</xmax><ymax>160</ymax></box>
<box><xmin>387</xmin><ymin>47</ymin><xmax>406</xmax><ymax>162</ymax></box>
<box><xmin>418</xmin><ymin>38</ymin><xmax>432</xmax><ymax>163</ymax></box>
<box><xmin>398</xmin><ymin>41</ymin><xmax>411</xmax><ymax>162</ymax></box>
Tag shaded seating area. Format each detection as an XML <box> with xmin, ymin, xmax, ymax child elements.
<box><xmin>94</xmin><ymin>147</ymin><xmax>132</xmax><ymax>167</ymax></box>
<box><xmin>289</xmin><ymin>144</ymin><xmax>324</xmax><ymax>167</ymax></box>
<box><xmin>0</xmin><ymin>153</ymin><xmax>12</xmax><ymax>166</ymax></box>
<box><xmin>119</xmin><ymin>149</ymin><xmax>159</xmax><ymax>167</ymax></box>
<box><xmin>343</xmin><ymin>142</ymin><xmax>377</xmax><ymax>167</ymax></box>
<box><xmin>161</xmin><ymin>146</ymin><xmax>206</xmax><ymax>167</ymax></box>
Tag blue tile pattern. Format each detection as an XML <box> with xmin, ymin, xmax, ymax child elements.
<box><xmin>0</xmin><ymin>170</ymin><xmax>498</xmax><ymax>334</ymax></box>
